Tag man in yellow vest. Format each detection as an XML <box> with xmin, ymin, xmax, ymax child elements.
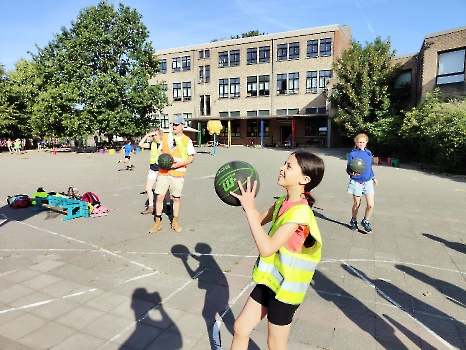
<box><xmin>150</xmin><ymin>116</ymin><xmax>195</xmax><ymax>233</ymax></box>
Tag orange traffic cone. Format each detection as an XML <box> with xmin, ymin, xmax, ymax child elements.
<box><xmin>53</xmin><ymin>148</ymin><xmax>57</xmax><ymax>155</ymax></box>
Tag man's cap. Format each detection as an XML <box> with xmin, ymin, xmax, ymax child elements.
<box><xmin>172</xmin><ymin>116</ymin><xmax>186</xmax><ymax>125</ymax></box>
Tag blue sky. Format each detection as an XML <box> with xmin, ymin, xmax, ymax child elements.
<box><xmin>1</xmin><ymin>0</ymin><xmax>465</xmax><ymax>72</ymax></box>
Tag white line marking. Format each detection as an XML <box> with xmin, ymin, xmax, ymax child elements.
<box><xmin>212</xmin><ymin>281</ymin><xmax>255</xmax><ymax>350</ymax></box>
<box><xmin>98</xmin><ymin>278</ymin><xmax>197</xmax><ymax>349</ymax></box>
<box><xmin>0</xmin><ymin>288</ymin><xmax>97</xmax><ymax>314</ymax></box>
<box><xmin>123</xmin><ymin>272</ymin><xmax>159</xmax><ymax>283</ymax></box>
<box><xmin>344</xmin><ymin>263</ymin><xmax>455</xmax><ymax>350</ymax></box>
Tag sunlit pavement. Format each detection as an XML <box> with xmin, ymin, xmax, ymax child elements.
<box><xmin>0</xmin><ymin>146</ymin><xmax>465</xmax><ymax>349</ymax></box>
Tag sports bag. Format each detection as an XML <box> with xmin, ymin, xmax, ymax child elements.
<box><xmin>81</xmin><ymin>192</ymin><xmax>100</xmax><ymax>206</ymax></box>
<box><xmin>7</xmin><ymin>194</ymin><xmax>31</xmax><ymax>208</ymax></box>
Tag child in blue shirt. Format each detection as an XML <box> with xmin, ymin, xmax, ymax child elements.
<box><xmin>120</xmin><ymin>139</ymin><xmax>135</xmax><ymax>170</ymax></box>
<box><xmin>346</xmin><ymin>133</ymin><xmax>378</xmax><ymax>233</ymax></box>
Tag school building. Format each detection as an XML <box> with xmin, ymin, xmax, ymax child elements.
<box><xmin>149</xmin><ymin>24</ymin><xmax>352</xmax><ymax>148</ymax></box>
<box><xmin>149</xmin><ymin>24</ymin><xmax>466</xmax><ymax>148</ymax></box>
<box><xmin>393</xmin><ymin>26</ymin><xmax>466</xmax><ymax>110</ymax></box>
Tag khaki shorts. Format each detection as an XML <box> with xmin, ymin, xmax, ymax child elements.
<box><xmin>155</xmin><ymin>175</ymin><xmax>185</xmax><ymax>197</ymax></box>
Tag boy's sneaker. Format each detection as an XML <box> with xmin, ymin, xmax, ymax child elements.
<box><xmin>361</xmin><ymin>219</ymin><xmax>372</xmax><ymax>233</ymax></box>
<box><xmin>117</xmin><ymin>159</ymin><xmax>121</xmax><ymax>163</ymax></box>
<box><xmin>350</xmin><ymin>219</ymin><xmax>358</xmax><ymax>231</ymax></box>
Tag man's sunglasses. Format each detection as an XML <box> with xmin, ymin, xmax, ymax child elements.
<box><xmin>172</xmin><ymin>123</ymin><xmax>180</xmax><ymax>126</ymax></box>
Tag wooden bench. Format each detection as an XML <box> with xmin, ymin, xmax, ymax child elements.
<box><xmin>32</xmin><ymin>196</ymin><xmax>89</xmax><ymax>221</ymax></box>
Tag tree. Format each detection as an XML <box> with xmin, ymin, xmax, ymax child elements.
<box><xmin>0</xmin><ymin>60</ymin><xmax>40</xmax><ymax>138</ymax></box>
<box><xmin>328</xmin><ymin>37</ymin><xmax>402</xmax><ymax>140</ymax></box>
<box><xmin>32</xmin><ymin>0</ymin><xmax>168</xmax><ymax>138</ymax></box>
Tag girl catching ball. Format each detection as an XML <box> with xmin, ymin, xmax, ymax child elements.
<box><xmin>230</xmin><ymin>151</ymin><xmax>325</xmax><ymax>350</ymax></box>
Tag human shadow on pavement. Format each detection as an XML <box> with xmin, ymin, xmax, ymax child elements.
<box><xmin>312</xmin><ymin>269</ymin><xmax>411</xmax><ymax>348</ymax></box>
<box><xmin>396</xmin><ymin>264</ymin><xmax>466</xmax><ymax>309</ymax></box>
<box><xmin>344</xmin><ymin>264</ymin><xmax>466</xmax><ymax>349</ymax></box>
<box><xmin>0</xmin><ymin>203</ymin><xmax>60</xmax><ymax>229</ymax></box>
<box><xmin>120</xmin><ymin>288</ymin><xmax>182</xmax><ymax>350</ymax></box>
<box><xmin>422</xmin><ymin>233</ymin><xmax>466</xmax><ymax>255</ymax></box>
<box><xmin>171</xmin><ymin>243</ymin><xmax>259</xmax><ymax>350</ymax></box>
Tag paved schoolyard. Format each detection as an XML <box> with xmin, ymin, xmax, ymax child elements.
<box><xmin>0</xmin><ymin>145</ymin><xmax>465</xmax><ymax>350</ymax></box>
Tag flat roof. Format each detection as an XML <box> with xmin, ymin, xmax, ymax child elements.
<box><xmin>155</xmin><ymin>24</ymin><xmax>350</xmax><ymax>55</ymax></box>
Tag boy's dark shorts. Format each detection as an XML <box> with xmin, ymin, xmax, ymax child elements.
<box><xmin>250</xmin><ymin>284</ymin><xmax>299</xmax><ymax>326</ymax></box>
<box><xmin>125</xmin><ymin>156</ymin><xmax>131</xmax><ymax>159</ymax></box>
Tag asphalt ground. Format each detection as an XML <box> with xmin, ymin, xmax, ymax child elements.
<box><xmin>0</xmin><ymin>145</ymin><xmax>465</xmax><ymax>350</ymax></box>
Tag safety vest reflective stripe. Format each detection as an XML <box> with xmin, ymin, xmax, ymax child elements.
<box><xmin>252</xmin><ymin>196</ymin><xmax>322</xmax><ymax>305</ymax></box>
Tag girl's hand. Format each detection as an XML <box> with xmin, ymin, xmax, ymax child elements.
<box><xmin>230</xmin><ymin>177</ymin><xmax>257</xmax><ymax>212</ymax></box>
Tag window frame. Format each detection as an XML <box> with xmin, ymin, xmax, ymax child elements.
<box><xmin>306</xmin><ymin>71</ymin><xmax>318</xmax><ymax>93</ymax></box>
<box><xmin>230</xmin><ymin>50</ymin><xmax>240</xmax><ymax>66</ymax></box>
<box><xmin>259</xmin><ymin>75</ymin><xmax>270</xmax><ymax>96</ymax></box>
<box><xmin>289</xmin><ymin>42</ymin><xmax>300</xmax><ymax>60</ymax></box>
<box><xmin>437</xmin><ymin>49</ymin><xmax>465</xmax><ymax>85</ymax></box>
<box><xmin>247</xmin><ymin>47</ymin><xmax>258</xmax><ymax>64</ymax></box>
<box><xmin>247</xmin><ymin>76</ymin><xmax>258</xmax><ymax>97</ymax></box>
<box><xmin>320</xmin><ymin>38</ymin><xmax>332</xmax><ymax>56</ymax></box>
<box><xmin>277</xmin><ymin>73</ymin><xmax>287</xmax><ymax>94</ymax></box>
<box><xmin>182</xmin><ymin>55</ymin><xmax>191</xmax><ymax>71</ymax></box>
<box><xmin>277</xmin><ymin>44</ymin><xmax>288</xmax><ymax>61</ymax></box>
<box><xmin>230</xmin><ymin>77</ymin><xmax>240</xmax><ymax>98</ymax></box>
<box><xmin>307</xmin><ymin>40</ymin><xmax>319</xmax><ymax>58</ymax></box>
<box><xmin>219</xmin><ymin>78</ymin><xmax>229</xmax><ymax>98</ymax></box>
<box><xmin>173</xmin><ymin>82</ymin><xmax>181</xmax><ymax>101</ymax></box>
<box><xmin>219</xmin><ymin>51</ymin><xmax>229</xmax><ymax>67</ymax></box>
<box><xmin>259</xmin><ymin>46</ymin><xmax>270</xmax><ymax>63</ymax></box>
<box><xmin>172</xmin><ymin>57</ymin><xmax>181</xmax><ymax>72</ymax></box>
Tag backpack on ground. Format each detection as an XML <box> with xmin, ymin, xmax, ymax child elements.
<box><xmin>7</xmin><ymin>194</ymin><xmax>31</xmax><ymax>209</ymax></box>
<box><xmin>81</xmin><ymin>192</ymin><xmax>100</xmax><ymax>206</ymax></box>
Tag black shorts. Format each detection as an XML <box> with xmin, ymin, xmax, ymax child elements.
<box><xmin>125</xmin><ymin>155</ymin><xmax>131</xmax><ymax>159</ymax></box>
<box><xmin>250</xmin><ymin>284</ymin><xmax>299</xmax><ymax>326</ymax></box>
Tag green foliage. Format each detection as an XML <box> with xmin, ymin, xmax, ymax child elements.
<box><xmin>31</xmin><ymin>0</ymin><xmax>168</xmax><ymax>138</ymax></box>
<box><xmin>400</xmin><ymin>89</ymin><xmax>466</xmax><ymax>173</ymax></box>
<box><xmin>329</xmin><ymin>37</ymin><xmax>402</xmax><ymax>139</ymax></box>
<box><xmin>0</xmin><ymin>60</ymin><xmax>40</xmax><ymax>137</ymax></box>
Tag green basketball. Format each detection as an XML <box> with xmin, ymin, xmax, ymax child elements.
<box><xmin>349</xmin><ymin>158</ymin><xmax>366</xmax><ymax>174</ymax></box>
<box><xmin>158</xmin><ymin>153</ymin><xmax>174</xmax><ymax>170</ymax></box>
<box><xmin>214</xmin><ymin>160</ymin><xmax>260</xmax><ymax>206</ymax></box>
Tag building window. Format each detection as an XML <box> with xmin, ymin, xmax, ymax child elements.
<box><xmin>230</xmin><ymin>111</ymin><xmax>240</xmax><ymax>117</ymax></box>
<box><xmin>200</xmin><ymin>95</ymin><xmax>211</xmax><ymax>116</ymax></box>
<box><xmin>219</xmin><ymin>78</ymin><xmax>229</xmax><ymax>98</ymax></box>
<box><xmin>172</xmin><ymin>57</ymin><xmax>181</xmax><ymax>72</ymax></box>
<box><xmin>247</xmin><ymin>110</ymin><xmax>257</xmax><ymax>116</ymax></box>
<box><xmin>307</xmin><ymin>40</ymin><xmax>318</xmax><ymax>58</ymax></box>
<box><xmin>183</xmin><ymin>113</ymin><xmax>192</xmax><ymax>126</ymax></box>
<box><xmin>247</xmin><ymin>48</ymin><xmax>257</xmax><ymax>64</ymax></box>
<box><xmin>227</xmin><ymin>120</ymin><xmax>241</xmax><ymax>137</ymax></box>
<box><xmin>320</xmin><ymin>38</ymin><xmax>332</xmax><ymax>56</ymax></box>
<box><xmin>258</xmin><ymin>109</ymin><xmax>269</xmax><ymax>116</ymax></box>
<box><xmin>288</xmin><ymin>108</ymin><xmax>299</xmax><ymax>115</ymax></box>
<box><xmin>277</xmin><ymin>44</ymin><xmax>287</xmax><ymax>61</ymax></box>
<box><xmin>259</xmin><ymin>75</ymin><xmax>270</xmax><ymax>96</ymax></box>
<box><xmin>394</xmin><ymin>70</ymin><xmax>412</xmax><ymax>89</ymax></box>
<box><xmin>199</xmin><ymin>65</ymin><xmax>210</xmax><ymax>83</ymax></box>
<box><xmin>276</xmin><ymin>109</ymin><xmax>287</xmax><ymax>115</ymax></box>
<box><xmin>182</xmin><ymin>56</ymin><xmax>191</xmax><ymax>71</ymax></box>
<box><xmin>219</xmin><ymin>111</ymin><xmax>229</xmax><ymax>118</ymax></box>
<box><xmin>230</xmin><ymin>78</ymin><xmax>240</xmax><ymax>98</ymax></box>
<box><xmin>289</xmin><ymin>42</ymin><xmax>300</xmax><ymax>60</ymax></box>
<box><xmin>162</xmin><ymin>83</ymin><xmax>168</xmax><ymax>97</ymax></box>
<box><xmin>155</xmin><ymin>114</ymin><xmax>169</xmax><ymax>129</ymax></box>
<box><xmin>277</xmin><ymin>74</ymin><xmax>287</xmax><ymax>94</ymax></box>
<box><xmin>288</xmin><ymin>72</ymin><xmax>299</xmax><ymax>94</ymax></box>
<box><xmin>182</xmin><ymin>82</ymin><xmax>191</xmax><ymax>101</ymax></box>
<box><xmin>247</xmin><ymin>76</ymin><xmax>258</xmax><ymax>97</ymax></box>
<box><xmin>259</xmin><ymin>46</ymin><xmax>270</xmax><ymax>63</ymax></box>
<box><xmin>159</xmin><ymin>59</ymin><xmax>167</xmax><ymax>73</ymax></box>
<box><xmin>306</xmin><ymin>71</ymin><xmax>318</xmax><ymax>93</ymax></box>
<box><xmin>247</xmin><ymin>120</ymin><xmax>258</xmax><ymax>137</ymax></box>
<box><xmin>230</xmin><ymin>50</ymin><xmax>240</xmax><ymax>66</ymax></box>
<box><xmin>199</xmin><ymin>66</ymin><xmax>204</xmax><ymax>83</ymax></box>
<box><xmin>199</xmin><ymin>49</ymin><xmax>209</xmax><ymax>59</ymax></box>
<box><xmin>437</xmin><ymin>49</ymin><xmax>465</xmax><ymax>85</ymax></box>
<box><xmin>219</xmin><ymin>51</ymin><xmax>228</xmax><ymax>67</ymax></box>
<box><xmin>205</xmin><ymin>65</ymin><xmax>210</xmax><ymax>83</ymax></box>
<box><xmin>173</xmin><ymin>83</ymin><xmax>181</xmax><ymax>101</ymax></box>
<box><xmin>319</xmin><ymin>70</ymin><xmax>332</xmax><ymax>92</ymax></box>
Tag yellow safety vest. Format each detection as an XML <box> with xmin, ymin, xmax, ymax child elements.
<box><xmin>150</xmin><ymin>141</ymin><xmax>161</xmax><ymax>165</ymax></box>
<box><xmin>159</xmin><ymin>133</ymin><xmax>190</xmax><ymax>177</ymax></box>
<box><xmin>252</xmin><ymin>196</ymin><xmax>322</xmax><ymax>305</ymax></box>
